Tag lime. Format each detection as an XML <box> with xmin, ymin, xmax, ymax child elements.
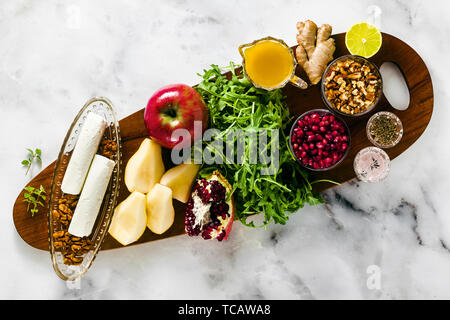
<box><xmin>345</xmin><ymin>22</ymin><xmax>382</xmax><ymax>58</ymax></box>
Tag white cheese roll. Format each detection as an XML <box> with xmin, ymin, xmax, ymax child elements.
<box><xmin>61</xmin><ymin>112</ymin><xmax>107</xmax><ymax>195</ymax></box>
<box><xmin>68</xmin><ymin>155</ymin><xmax>115</xmax><ymax>237</ymax></box>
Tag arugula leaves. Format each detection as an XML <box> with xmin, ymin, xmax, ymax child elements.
<box><xmin>195</xmin><ymin>63</ymin><xmax>323</xmax><ymax>228</ymax></box>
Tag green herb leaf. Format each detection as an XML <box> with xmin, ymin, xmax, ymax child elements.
<box><xmin>22</xmin><ymin>185</ymin><xmax>46</xmax><ymax>217</ymax></box>
<box><xmin>22</xmin><ymin>148</ymin><xmax>43</xmax><ymax>176</ymax></box>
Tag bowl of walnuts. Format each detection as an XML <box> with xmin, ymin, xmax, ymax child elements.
<box><xmin>321</xmin><ymin>55</ymin><xmax>383</xmax><ymax>117</ymax></box>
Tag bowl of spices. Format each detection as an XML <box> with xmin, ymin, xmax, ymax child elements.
<box><xmin>366</xmin><ymin>111</ymin><xmax>403</xmax><ymax>148</ymax></box>
<box><xmin>321</xmin><ymin>55</ymin><xmax>382</xmax><ymax>117</ymax></box>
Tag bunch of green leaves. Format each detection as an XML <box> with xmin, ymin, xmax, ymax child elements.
<box><xmin>23</xmin><ymin>185</ymin><xmax>46</xmax><ymax>217</ymax></box>
<box><xmin>22</xmin><ymin>148</ymin><xmax>42</xmax><ymax>176</ymax></box>
<box><xmin>194</xmin><ymin>63</ymin><xmax>325</xmax><ymax>228</ymax></box>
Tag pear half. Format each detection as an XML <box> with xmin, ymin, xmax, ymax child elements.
<box><xmin>160</xmin><ymin>163</ymin><xmax>200</xmax><ymax>203</ymax></box>
<box><xmin>146</xmin><ymin>184</ymin><xmax>175</xmax><ymax>234</ymax></box>
<box><xmin>124</xmin><ymin>138</ymin><xmax>165</xmax><ymax>193</ymax></box>
<box><xmin>109</xmin><ymin>191</ymin><xmax>147</xmax><ymax>246</ymax></box>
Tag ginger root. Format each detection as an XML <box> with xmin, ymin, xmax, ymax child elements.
<box><xmin>296</xmin><ymin>20</ymin><xmax>336</xmax><ymax>85</ymax></box>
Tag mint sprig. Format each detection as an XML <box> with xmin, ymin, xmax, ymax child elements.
<box><xmin>23</xmin><ymin>185</ymin><xmax>46</xmax><ymax>217</ymax></box>
<box><xmin>22</xmin><ymin>148</ymin><xmax>42</xmax><ymax>176</ymax></box>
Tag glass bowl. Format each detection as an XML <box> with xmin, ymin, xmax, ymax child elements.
<box><xmin>48</xmin><ymin>97</ymin><xmax>122</xmax><ymax>281</ymax></box>
<box><xmin>366</xmin><ymin>111</ymin><xmax>403</xmax><ymax>148</ymax></box>
<box><xmin>353</xmin><ymin>146</ymin><xmax>390</xmax><ymax>183</ymax></box>
<box><xmin>289</xmin><ymin>109</ymin><xmax>351</xmax><ymax>171</ymax></box>
<box><xmin>321</xmin><ymin>55</ymin><xmax>383</xmax><ymax>117</ymax></box>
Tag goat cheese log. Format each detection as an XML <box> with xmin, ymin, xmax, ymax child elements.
<box><xmin>61</xmin><ymin>112</ymin><xmax>107</xmax><ymax>195</ymax></box>
<box><xmin>68</xmin><ymin>154</ymin><xmax>115</xmax><ymax>237</ymax></box>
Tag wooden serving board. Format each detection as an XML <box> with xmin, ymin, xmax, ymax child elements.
<box><xmin>13</xmin><ymin>32</ymin><xmax>433</xmax><ymax>251</ymax></box>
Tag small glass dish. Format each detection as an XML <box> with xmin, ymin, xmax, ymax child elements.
<box><xmin>289</xmin><ymin>109</ymin><xmax>351</xmax><ymax>171</ymax></box>
<box><xmin>353</xmin><ymin>146</ymin><xmax>390</xmax><ymax>183</ymax></box>
<box><xmin>48</xmin><ymin>97</ymin><xmax>122</xmax><ymax>281</ymax></box>
<box><xmin>366</xmin><ymin>111</ymin><xmax>403</xmax><ymax>148</ymax></box>
<box><xmin>321</xmin><ymin>55</ymin><xmax>383</xmax><ymax>117</ymax></box>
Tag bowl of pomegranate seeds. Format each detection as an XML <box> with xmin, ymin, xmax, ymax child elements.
<box><xmin>289</xmin><ymin>109</ymin><xmax>351</xmax><ymax>171</ymax></box>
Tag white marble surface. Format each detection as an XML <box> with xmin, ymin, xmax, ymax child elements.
<box><xmin>1</xmin><ymin>0</ymin><xmax>450</xmax><ymax>299</ymax></box>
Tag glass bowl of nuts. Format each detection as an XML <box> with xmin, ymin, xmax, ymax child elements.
<box><xmin>321</xmin><ymin>55</ymin><xmax>383</xmax><ymax>117</ymax></box>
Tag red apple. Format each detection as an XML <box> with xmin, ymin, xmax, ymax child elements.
<box><xmin>144</xmin><ymin>84</ymin><xmax>209</xmax><ymax>149</ymax></box>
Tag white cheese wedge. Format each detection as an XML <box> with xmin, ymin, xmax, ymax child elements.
<box><xmin>61</xmin><ymin>112</ymin><xmax>107</xmax><ymax>195</ymax></box>
<box><xmin>68</xmin><ymin>154</ymin><xmax>115</xmax><ymax>237</ymax></box>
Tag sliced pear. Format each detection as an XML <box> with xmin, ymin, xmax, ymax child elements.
<box><xmin>160</xmin><ymin>163</ymin><xmax>200</xmax><ymax>203</ymax></box>
<box><xmin>146</xmin><ymin>184</ymin><xmax>175</xmax><ymax>234</ymax></box>
<box><xmin>109</xmin><ymin>191</ymin><xmax>147</xmax><ymax>246</ymax></box>
<box><xmin>124</xmin><ymin>138</ymin><xmax>165</xmax><ymax>193</ymax></box>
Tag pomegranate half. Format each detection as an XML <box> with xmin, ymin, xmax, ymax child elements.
<box><xmin>185</xmin><ymin>170</ymin><xmax>234</xmax><ymax>241</ymax></box>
